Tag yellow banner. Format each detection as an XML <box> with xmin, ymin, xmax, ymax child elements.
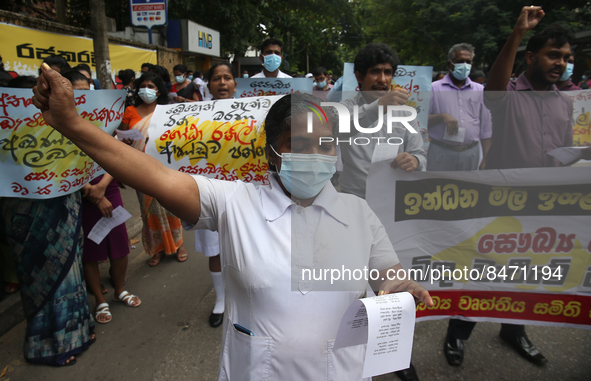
<box><xmin>0</xmin><ymin>22</ymin><xmax>157</xmax><ymax>79</ymax></box>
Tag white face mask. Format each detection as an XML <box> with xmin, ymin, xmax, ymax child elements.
<box><xmin>451</xmin><ymin>63</ymin><xmax>472</xmax><ymax>81</ymax></box>
<box><xmin>559</xmin><ymin>63</ymin><xmax>574</xmax><ymax>82</ymax></box>
<box><xmin>271</xmin><ymin>146</ymin><xmax>337</xmax><ymax>199</ymax></box>
<box><xmin>138</xmin><ymin>88</ymin><xmax>158</xmax><ymax>104</ymax></box>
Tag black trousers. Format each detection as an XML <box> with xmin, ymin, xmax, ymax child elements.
<box><xmin>447</xmin><ymin>319</ymin><xmax>525</xmax><ymax>340</ymax></box>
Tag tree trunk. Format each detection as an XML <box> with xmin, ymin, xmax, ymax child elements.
<box><xmin>89</xmin><ymin>0</ymin><xmax>113</xmax><ymax>89</ymax></box>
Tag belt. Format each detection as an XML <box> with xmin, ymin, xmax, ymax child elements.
<box><xmin>430</xmin><ymin>139</ymin><xmax>478</xmax><ymax>152</ymax></box>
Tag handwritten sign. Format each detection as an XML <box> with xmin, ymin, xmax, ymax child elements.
<box><xmin>342</xmin><ymin>64</ymin><xmax>433</xmax><ymax>147</ymax></box>
<box><xmin>235</xmin><ymin>78</ymin><xmax>312</xmax><ymax>98</ymax></box>
<box><xmin>145</xmin><ymin>96</ymin><xmax>282</xmax><ymax>183</ymax></box>
<box><xmin>566</xmin><ymin>90</ymin><xmax>591</xmax><ymax>146</ymax></box>
<box><xmin>0</xmin><ymin>89</ymin><xmax>125</xmax><ymax>198</ymax></box>
<box><xmin>366</xmin><ymin>163</ymin><xmax>591</xmax><ymax>329</ymax></box>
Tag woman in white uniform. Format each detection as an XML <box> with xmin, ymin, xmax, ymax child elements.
<box><xmin>32</xmin><ymin>65</ymin><xmax>433</xmax><ymax>380</ymax></box>
<box><xmin>196</xmin><ymin>63</ymin><xmax>239</xmax><ymax>328</ymax></box>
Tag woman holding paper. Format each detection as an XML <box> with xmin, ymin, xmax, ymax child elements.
<box><xmin>33</xmin><ymin>65</ymin><xmax>432</xmax><ymax>379</ymax></box>
<box><xmin>119</xmin><ymin>73</ymin><xmax>188</xmax><ymax>266</ymax></box>
<box><xmin>64</xmin><ymin>72</ymin><xmax>142</xmax><ymax>324</ymax></box>
<box><xmin>170</xmin><ymin>64</ymin><xmax>202</xmax><ymax>103</ymax></box>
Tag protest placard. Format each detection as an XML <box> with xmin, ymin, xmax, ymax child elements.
<box><xmin>566</xmin><ymin>90</ymin><xmax>591</xmax><ymax>146</ymax></box>
<box><xmin>145</xmin><ymin>96</ymin><xmax>282</xmax><ymax>184</ymax></box>
<box><xmin>0</xmin><ymin>89</ymin><xmax>125</xmax><ymax>198</ymax></box>
<box><xmin>342</xmin><ymin>64</ymin><xmax>433</xmax><ymax>147</ymax></box>
<box><xmin>366</xmin><ymin>162</ymin><xmax>591</xmax><ymax>329</ymax></box>
<box><xmin>235</xmin><ymin>78</ymin><xmax>312</xmax><ymax>98</ymax></box>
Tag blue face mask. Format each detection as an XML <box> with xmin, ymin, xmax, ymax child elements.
<box><xmin>175</xmin><ymin>75</ymin><xmax>185</xmax><ymax>83</ymax></box>
<box><xmin>243</xmin><ymin>73</ymin><xmax>249</xmax><ymax>78</ymax></box>
<box><xmin>316</xmin><ymin>81</ymin><xmax>327</xmax><ymax>89</ymax></box>
<box><xmin>138</xmin><ymin>88</ymin><xmax>158</xmax><ymax>104</ymax></box>
<box><xmin>187</xmin><ymin>75</ymin><xmax>193</xmax><ymax>81</ymax></box>
<box><xmin>559</xmin><ymin>63</ymin><xmax>574</xmax><ymax>82</ymax></box>
<box><xmin>263</xmin><ymin>54</ymin><xmax>282</xmax><ymax>73</ymax></box>
<box><xmin>452</xmin><ymin>63</ymin><xmax>472</xmax><ymax>81</ymax></box>
<box><xmin>271</xmin><ymin>146</ymin><xmax>336</xmax><ymax>199</ymax></box>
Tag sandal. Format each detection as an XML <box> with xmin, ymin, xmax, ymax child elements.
<box><xmin>148</xmin><ymin>251</ymin><xmax>165</xmax><ymax>267</ymax></box>
<box><xmin>114</xmin><ymin>291</ymin><xmax>141</xmax><ymax>308</ymax></box>
<box><xmin>176</xmin><ymin>246</ymin><xmax>188</xmax><ymax>262</ymax></box>
<box><xmin>95</xmin><ymin>303</ymin><xmax>112</xmax><ymax>324</ymax></box>
<box><xmin>51</xmin><ymin>356</ymin><xmax>77</xmax><ymax>367</ymax></box>
<box><xmin>4</xmin><ymin>282</ymin><xmax>19</xmax><ymax>294</ymax></box>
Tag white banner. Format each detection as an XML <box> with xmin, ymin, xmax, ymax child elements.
<box><xmin>0</xmin><ymin>88</ymin><xmax>125</xmax><ymax>198</ymax></box>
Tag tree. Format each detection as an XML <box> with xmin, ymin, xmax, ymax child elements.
<box><xmin>361</xmin><ymin>0</ymin><xmax>591</xmax><ymax>70</ymax></box>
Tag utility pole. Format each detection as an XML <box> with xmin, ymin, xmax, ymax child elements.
<box><xmin>89</xmin><ymin>0</ymin><xmax>113</xmax><ymax>89</ymax></box>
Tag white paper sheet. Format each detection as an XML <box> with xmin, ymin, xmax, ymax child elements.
<box><xmin>87</xmin><ymin>206</ymin><xmax>132</xmax><ymax>244</ymax></box>
<box><xmin>443</xmin><ymin>127</ymin><xmax>465</xmax><ymax>143</ymax></box>
<box><xmin>371</xmin><ymin>143</ymin><xmax>402</xmax><ymax>164</ymax></box>
<box><xmin>115</xmin><ymin>129</ymin><xmax>145</xmax><ymax>141</ymax></box>
<box><xmin>547</xmin><ymin>146</ymin><xmax>586</xmax><ymax>165</ymax></box>
<box><xmin>334</xmin><ymin>292</ymin><xmax>416</xmax><ymax>378</ymax></box>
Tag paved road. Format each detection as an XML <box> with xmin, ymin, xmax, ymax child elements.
<box><xmin>0</xmin><ymin>186</ymin><xmax>590</xmax><ymax>380</ymax></box>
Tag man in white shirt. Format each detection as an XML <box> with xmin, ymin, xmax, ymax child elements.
<box><xmin>251</xmin><ymin>38</ymin><xmax>293</xmax><ymax>78</ymax></box>
<box><xmin>339</xmin><ymin>43</ymin><xmax>426</xmax><ymax>200</ymax></box>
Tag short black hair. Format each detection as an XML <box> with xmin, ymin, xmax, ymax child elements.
<box><xmin>117</xmin><ymin>69</ymin><xmax>136</xmax><ymax>86</ymax></box>
<box><xmin>7</xmin><ymin>75</ymin><xmax>37</xmax><ymax>89</ymax></box>
<box><xmin>133</xmin><ymin>72</ymin><xmax>169</xmax><ymax>105</ymax></box>
<box><xmin>141</xmin><ymin>63</ymin><xmax>154</xmax><ymax>70</ymax></box>
<box><xmin>312</xmin><ymin>67</ymin><xmax>327</xmax><ymax>77</ymax></box>
<box><xmin>526</xmin><ymin>23</ymin><xmax>572</xmax><ymax>55</ymax></box>
<box><xmin>75</xmin><ymin>63</ymin><xmax>92</xmax><ymax>75</ymax></box>
<box><xmin>150</xmin><ymin>65</ymin><xmax>171</xmax><ymax>83</ymax></box>
<box><xmin>41</xmin><ymin>55</ymin><xmax>71</xmax><ymax>74</ymax></box>
<box><xmin>173</xmin><ymin>64</ymin><xmax>187</xmax><ymax>74</ymax></box>
<box><xmin>264</xmin><ymin>93</ymin><xmax>337</xmax><ymax>170</ymax></box>
<box><xmin>260</xmin><ymin>38</ymin><xmax>283</xmax><ymax>53</ymax></box>
<box><xmin>205</xmin><ymin>63</ymin><xmax>235</xmax><ymax>82</ymax></box>
<box><xmin>63</xmin><ymin>70</ymin><xmax>89</xmax><ymax>85</ymax></box>
<box><xmin>353</xmin><ymin>43</ymin><xmax>399</xmax><ymax>77</ymax></box>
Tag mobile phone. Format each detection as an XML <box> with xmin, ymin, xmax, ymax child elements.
<box><xmin>233</xmin><ymin>323</ymin><xmax>254</xmax><ymax>336</ymax></box>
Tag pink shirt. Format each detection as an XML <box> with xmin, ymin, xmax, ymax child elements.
<box><xmin>483</xmin><ymin>73</ymin><xmax>574</xmax><ymax>169</ymax></box>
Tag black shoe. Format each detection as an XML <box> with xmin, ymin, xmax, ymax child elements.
<box><xmin>394</xmin><ymin>363</ymin><xmax>419</xmax><ymax>381</ymax></box>
<box><xmin>444</xmin><ymin>334</ymin><xmax>464</xmax><ymax>366</ymax></box>
<box><xmin>209</xmin><ymin>312</ymin><xmax>224</xmax><ymax>328</ymax></box>
<box><xmin>499</xmin><ymin>331</ymin><xmax>547</xmax><ymax>365</ymax></box>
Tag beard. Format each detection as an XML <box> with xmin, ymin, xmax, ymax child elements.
<box><xmin>530</xmin><ymin>57</ymin><xmax>560</xmax><ymax>87</ymax></box>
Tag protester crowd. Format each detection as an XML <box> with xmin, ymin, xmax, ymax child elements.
<box><xmin>1</xmin><ymin>5</ymin><xmax>590</xmax><ymax>380</ymax></box>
